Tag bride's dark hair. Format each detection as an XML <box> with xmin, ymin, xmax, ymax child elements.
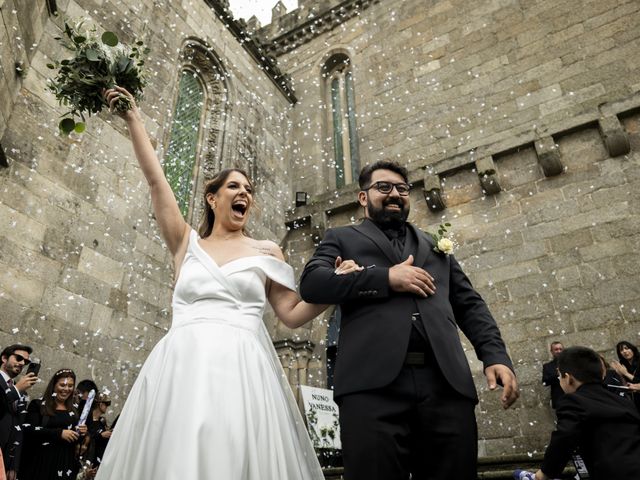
<box><xmin>198</xmin><ymin>168</ymin><xmax>254</xmax><ymax>238</ymax></box>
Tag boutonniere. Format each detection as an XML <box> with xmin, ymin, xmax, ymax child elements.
<box><xmin>431</xmin><ymin>223</ymin><xmax>454</xmax><ymax>255</ymax></box>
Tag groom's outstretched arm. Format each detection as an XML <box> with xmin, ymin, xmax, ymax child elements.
<box><xmin>300</xmin><ymin>228</ymin><xmax>390</xmax><ymax>304</ymax></box>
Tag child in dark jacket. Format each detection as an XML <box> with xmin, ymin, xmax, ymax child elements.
<box><xmin>533</xmin><ymin>346</ymin><xmax>640</xmax><ymax>480</ymax></box>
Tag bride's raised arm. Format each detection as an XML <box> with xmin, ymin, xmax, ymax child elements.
<box><xmin>105</xmin><ymin>87</ymin><xmax>189</xmax><ymax>258</ymax></box>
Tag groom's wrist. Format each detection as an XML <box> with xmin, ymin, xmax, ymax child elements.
<box><xmin>367</xmin><ymin>267</ymin><xmax>389</xmax><ymax>298</ymax></box>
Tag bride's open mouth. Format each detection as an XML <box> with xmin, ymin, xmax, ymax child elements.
<box><xmin>231</xmin><ymin>201</ymin><xmax>248</xmax><ymax>219</ymax></box>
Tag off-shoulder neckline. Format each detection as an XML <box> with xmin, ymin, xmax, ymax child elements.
<box><xmin>192</xmin><ymin>230</ymin><xmax>286</xmax><ymax>270</ymax></box>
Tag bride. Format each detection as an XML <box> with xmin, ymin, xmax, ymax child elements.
<box><xmin>96</xmin><ymin>87</ymin><xmax>361</xmax><ymax>479</ymax></box>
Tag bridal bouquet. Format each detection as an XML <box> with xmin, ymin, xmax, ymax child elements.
<box><xmin>47</xmin><ymin>18</ymin><xmax>149</xmax><ymax>134</ymax></box>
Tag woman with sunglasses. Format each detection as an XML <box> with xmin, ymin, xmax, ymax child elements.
<box><xmin>95</xmin><ymin>88</ymin><xmax>360</xmax><ymax>479</ymax></box>
<box><xmin>19</xmin><ymin>369</ymin><xmax>87</xmax><ymax>480</ymax></box>
<box><xmin>79</xmin><ymin>394</ymin><xmax>112</xmax><ymax>476</ymax></box>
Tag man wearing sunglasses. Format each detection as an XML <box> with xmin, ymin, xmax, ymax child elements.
<box><xmin>1</xmin><ymin>344</ymin><xmax>37</xmax><ymax>480</ymax></box>
<box><xmin>300</xmin><ymin>161</ymin><xmax>518</xmax><ymax>480</ymax></box>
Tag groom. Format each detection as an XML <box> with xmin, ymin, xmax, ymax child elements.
<box><xmin>300</xmin><ymin>161</ymin><xmax>518</xmax><ymax>480</ymax></box>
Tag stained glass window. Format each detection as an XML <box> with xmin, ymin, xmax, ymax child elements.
<box><xmin>345</xmin><ymin>71</ymin><xmax>360</xmax><ymax>179</ymax></box>
<box><xmin>331</xmin><ymin>77</ymin><xmax>345</xmax><ymax>188</ymax></box>
<box><xmin>163</xmin><ymin>71</ymin><xmax>205</xmax><ymax>218</ymax></box>
<box><xmin>325</xmin><ymin>54</ymin><xmax>360</xmax><ymax>187</ymax></box>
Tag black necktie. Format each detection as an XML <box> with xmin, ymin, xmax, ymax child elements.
<box><xmin>382</xmin><ymin>226</ymin><xmax>406</xmax><ymax>259</ymax></box>
<box><xmin>6</xmin><ymin>378</ymin><xmax>20</xmax><ymax>411</ymax></box>
<box><xmin>388</xmin><ymin>230</ymin><xmax>403</xmax><ymax>258</ymax></box>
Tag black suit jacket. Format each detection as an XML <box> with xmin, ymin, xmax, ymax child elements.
<box><xmin>299</xmin><ymin>219</ymin><xmax>513</xmax><ymax>401</ymax></box>
<box><xmin>0</xmin><ymin>375</ymin><xmax>24</xmax><ymax>471</ymax></box>
<box><xmin>541</xmin><ymin>383</ymin><xmax>640</xmax><ymax>479</ymax></box>
<box><xmin>542</xmin><ymin>359</ymin><xmax>564</xmax><ymax>408</ymax></box>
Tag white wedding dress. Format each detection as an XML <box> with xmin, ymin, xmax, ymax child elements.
<box><xmin>96</xmin><ymin>229</ymin><xmax>324</xmax><ymax>479</ymax></box>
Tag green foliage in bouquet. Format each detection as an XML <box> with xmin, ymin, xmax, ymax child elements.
<box><xmin>47</xmin><ymin>19</ymin><xmax>149</xmax><ymax>134</ymax></box>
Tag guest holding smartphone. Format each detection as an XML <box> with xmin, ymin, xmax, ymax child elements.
<box><xmin>0</xmin><ymin>344</ymin><xmax>37</xmax><ymax>480</ymax></box>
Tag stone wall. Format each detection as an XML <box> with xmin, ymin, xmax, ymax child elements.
<box><xmin>0</xmin><ymin>0</ymin><xmax>294</xmax><ymax>410</ymax></box>
<box><xmin>0</xmin><ymin>0</ymin><xmax>50</xmax><ymax>144</ymax></box>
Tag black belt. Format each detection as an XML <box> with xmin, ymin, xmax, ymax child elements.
<box><xmin>404</xmin><ymin>352</ymin><xmax>426</xmax><ymax>365</ymax></box>
<box><xmin>405</xmin><ymin>312</ymin><xmax>428</xmax><ymax>365</ymax></box>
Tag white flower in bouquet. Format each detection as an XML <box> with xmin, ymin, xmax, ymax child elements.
<box><xmin>47</xmin><ymin>18</ymin><xmax>149</xmax><ymax>134</ymax></box>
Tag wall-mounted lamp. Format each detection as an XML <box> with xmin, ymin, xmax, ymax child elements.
<box><xmin>295</xmin><ymin>191</ymin><xmax>308</xmax><ymax>207</ymax></box>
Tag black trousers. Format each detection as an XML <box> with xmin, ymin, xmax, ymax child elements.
<box><xmin>337</xmin><ymin>359</ymin><xmax>478</xmax><ymax>480</ymax></box>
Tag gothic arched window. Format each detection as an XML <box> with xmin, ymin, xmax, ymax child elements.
<box><xmin>323</xmin><ymin>53</ymin><xmax>360</xmax><ymax>188</ymax></box>
<box><xmin>163</xmin><ymin>70</ymin><xmax>205</xmax><ymax>218</ymax></box>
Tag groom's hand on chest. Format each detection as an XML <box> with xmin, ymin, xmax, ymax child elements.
<box><xmin>388</xmin><ymin>255</ymin><xmax>436</xmax><ymax>298</ymax></box>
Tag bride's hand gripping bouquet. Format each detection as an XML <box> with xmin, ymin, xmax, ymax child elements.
<box><xmin>47</xmin><ymin>18</ymin><xmax>149</xmax><ymax>134</ymax></box>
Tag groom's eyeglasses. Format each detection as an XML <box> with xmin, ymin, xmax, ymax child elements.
<box><xmin>363</xmin><ymin>181</ymin><xmax>411</xmax><ymax>196</ymax></box>
<box><xmin>12</xmin><ymin>353</ymin><xmax>31</xmax><ymax>365</ymax></box>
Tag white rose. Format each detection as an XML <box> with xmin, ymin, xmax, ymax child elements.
<box><xmin>437</xmin><ymin>237</ymin><xmax>454</xmax><ymax>255</ymax></box>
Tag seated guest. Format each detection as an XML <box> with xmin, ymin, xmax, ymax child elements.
<box><xmin>19</xmin><ymin>369</ymin><xmax>88</xmax><ymax>480</ymax></box>
<box><xmin>532</xmin><ymin>346</ymin><xmax>640</xmax><ymax>480</ymax></box>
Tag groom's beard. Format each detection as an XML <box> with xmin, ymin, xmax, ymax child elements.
<box><xmin>367</xmin><ymin>197</ymin><xmax>409</xmax><ymax>229</ymax></box>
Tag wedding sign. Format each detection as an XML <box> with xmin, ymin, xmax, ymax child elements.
<box><xmin>300</xmin><ymin>385</ymin><xmax>341</xmax><ymax>450</ymax></box>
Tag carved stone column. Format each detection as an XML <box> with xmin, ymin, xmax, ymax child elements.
<box><xmin>273</xmin><ymin>339</ymin><xmax>316</xmax><ymax>401</ymax></box>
